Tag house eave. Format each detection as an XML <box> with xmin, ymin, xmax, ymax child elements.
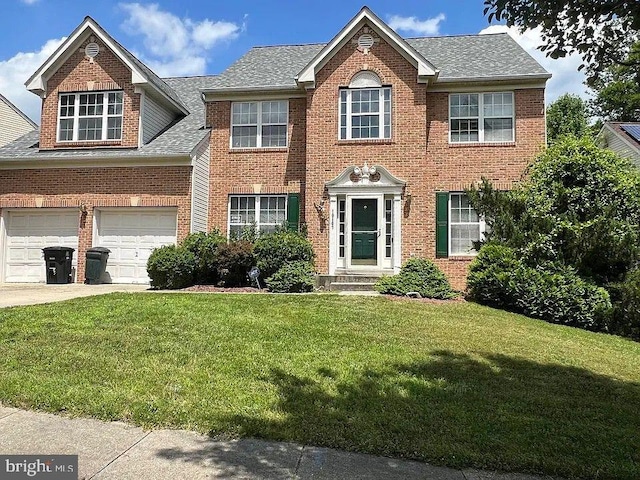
<box><xmin>202</xmin><ymin>86</ymin><xmax>306</xmax><ymax>101</ymax></box>
<box><xmin>296</xmin><ymin>7</ymin><xmax>438</xmax><ymax>88</ymax></box>
<box><xmin>0</xmin><ymin>153</ymin><xmax>192</xmax><ymax>170</ymax></box>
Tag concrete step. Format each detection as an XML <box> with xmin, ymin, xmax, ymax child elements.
<box><xmin>329</xmin><ymin>282</ymin><xmax>377</xmax><ymax>292</ymax></box>
<box><xmin>333</xmin><ymin>275</ymin><xmax>382</xmax><ymax>283</ymax></box>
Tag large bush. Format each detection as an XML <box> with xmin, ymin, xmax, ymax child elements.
<box><xmin>181</xmin><ymin>230</ymin><xmax>226</xmax><ymax>284</ymax></box>
<box><xmin>468</xmin><ymin>136</ymin><xmax>640</xmax><ymax>286</ymax></box>
<box><xmin>266</xmin><ymin>261</ymin><xmax>315</xmax><ymax>293</ymax></box>
<box><xmin>468</xmin><ymin>245</ymin><xmax>611</xmax><ymax>330</ymax></box>
<box><xmin>375</xmin><ymin>258</ymin><xmax>457</xmax><ymax>299</ymax></box>
<box><xmin>215</xmin><ymin>240</ymin><xmax>255</xmax><ymax>287</ymax></box>
<box><xmin>254</xmin><ymin>230</ymin><xmax>315</xmax><ymax>279</ymax></box>
<box><xmin>147</xmin><ymin>245</ymin><xmax>196</xmax><ymax>290</ymax></box>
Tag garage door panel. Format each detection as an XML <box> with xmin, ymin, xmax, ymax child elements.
<box><xmin>95</xmin><ymin>209</ymin><xmax>177</xmax><ymax>284</ymax></box>
<box><xmin>4</xmin><ymin>210</ymin><xmax>78</xmax><ymax>283</ymax></box>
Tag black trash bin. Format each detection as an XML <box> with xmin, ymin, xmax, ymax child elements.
<box><xmin>42</xmin><ymin>246</ymin><xmax>75</xmax><ymax>284</ymax></box>
<box><xmin>85</xmin><ymin>247</ymin><xmax>111</xmax><ymax>284</ymax></box>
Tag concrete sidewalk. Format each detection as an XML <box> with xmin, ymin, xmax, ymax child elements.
<box><xmin>0</xmin><ymin>284</ymin><xmax>148</xmax><ymax>308</ymax></box>
<box><xmin>0</xmin><ymin>406</ymin><xmax>556</xmax><ymax>480</ymax></box>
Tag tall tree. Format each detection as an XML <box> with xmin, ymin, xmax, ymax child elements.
<box><xmin>483</xmin><ymin>0</ymin><xmax>640</xmax><ymax>80</ymax></box>
<box><xmin>588</xmin><ymin>42</ymin><xmax>640</xmax><ymax>122</ymax></box>
<box><xmin>546</xmin><ymin>94</ymin><xmax>588</xmax><ymax>143</ymax></box>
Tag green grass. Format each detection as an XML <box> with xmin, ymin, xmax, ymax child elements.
<box><xmin>0</xmin><ymin>293</ymin><xmax>639</xmax><ymax>479</ymax></box>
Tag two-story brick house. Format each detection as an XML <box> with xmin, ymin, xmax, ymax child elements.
<box><xmin>0</xmin><ymin>7</ymin><xmax>549</xmax><ymax>287</ymax></box>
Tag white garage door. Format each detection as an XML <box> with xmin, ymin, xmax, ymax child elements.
<box><xmin>3</xmin><ymin>209</ymin><xmax>79</xmax><ymax>283</ymax></box>
<box><xmin>95</xmin><ymin>208</ymin><xmax>177</xmax><ymax>284</ymax></box>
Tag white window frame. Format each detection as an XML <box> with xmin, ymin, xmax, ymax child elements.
<box><xmin>449</xmin><ymin>92</ymin><xmax>514</xmax><ymax>144</ymax></box>
<box><xmin>339</xmin><ymin>87</ymin><xmax>392</xmax><ymax>140</ymax></box>
<box><xmin>227</xmin><ymin>195</ymin><xmax>288</xmax><ymax>237</ymax></box>
<box><xmin>448</xmin><ymin>192</ymin><xmax>486</xmax><ymax>256</ymax></box>
<box><xmin>57</xmin><ymin>91</ymin><xmax>123</xmax><ymax>142</ymax></box>
<box><xmin>230</xmin><ymin>101</ymin><xmax>289</xmax><ymax>149</ymax></box>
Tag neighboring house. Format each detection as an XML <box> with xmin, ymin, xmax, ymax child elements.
<box><xmin>597</xmin><ymin>122</ymin><xmax>640</xmax><ymax>166</ymax></box>
<box><xmin>0</xmin><ymin>93</ymin><xmax>37</xmax><ymax>147</ymax></box>
<box><xmin>0</xmin><ymin>7</ymin><xmax>549</xmax><ymax>288</ymax></box>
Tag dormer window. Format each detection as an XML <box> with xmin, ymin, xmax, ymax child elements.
<box><xmin>57</xmin><ymin>91</ymin><xmax>123</xmax><ymax>142</ymax></box>
<box><xmin>339</xmin><ymin>71</ymin><xmax>391</xmax><ymax>140</ymax></box>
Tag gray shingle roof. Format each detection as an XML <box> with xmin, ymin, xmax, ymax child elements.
<box><xmin>207</xmin><ymin>33</ymin><xmax>548</xmax><ymax>91</ymax></box>
<box><xmin>0</xmin><ymin>76</ymin><xmax>212</xmax><ymax>161</ymax></box>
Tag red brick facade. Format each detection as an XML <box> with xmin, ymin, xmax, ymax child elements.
<box><xmin>1</xmin><ymin>20</ymin><xmax>545</xmax><ymax>288</ymax></box>
<box><xmin>206</xmin><ymin>27</ymin><xmax>546</xmax><ymax>289</ymax></box>
<box><xmin>39</xmin><ymin>38</ymin><xmax>141</xmax><ymax>150</ymax></box>
<box><xmin>0</xmin><ymin>166</ymin><xmax>192</xmax><ymax>280</ymax></box>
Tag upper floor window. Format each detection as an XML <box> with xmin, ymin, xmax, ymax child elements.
<box><xmin>339</xmin><ymin>71</ymin><xmax>391</xmax><ymax>140</ymax></box>
<box><xmin>231</xmin><ymin>100</ymin><xmax>288</xmax><ymax>148</ymax></box>
<box><xmin>58</xmin><ymin>91</ymin><xmax>123</xmax><ymax>142</ymax></box>
<box><xmin>449</xmin><ymin>92</ymin><xmax>514</xmax><ymax>143</ymax></box>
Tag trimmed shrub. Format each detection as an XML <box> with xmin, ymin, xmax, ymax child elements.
<box><xmin>254</xmin><ymin>230</ymin><xmax>315</xmax><ymax>279</ymax></box>
<box><xmin>146</xmin><ymin>245</ymin><xmax>196</xmax><ymax>290</ymax></box>
<box><xmin>467</xmin><ymin>244</ymin><xmax>521</xmax><ymax>308</ymax></box>
<box><xmin>215</xmin><ymin>240</ymin><xmax>255</xmax><ymax>287</ymax></box>
<box><xmin>181</xmin><ymin>230</ymin><xmax>226</xmax><ymax>284</ymax></box>
<box><xmin>608</xmin><ymin>269</ymin><xmax>640</xmax><ymax>340</ymax></box>
<box><xmin>266</xmin><ymin>261</ymin><xmax>316</xmax><ymax>293</ymax></box>
<box><xmin>375</xmin><ymin>258</ymin><xmax>457</xmax><ymax>299</ymax></box>
<box><xmin>468</xmin><ymin>245</ymin><xmax>612</xmax><ymax>330</ymax></box>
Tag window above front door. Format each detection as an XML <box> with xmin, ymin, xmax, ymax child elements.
<box><xmin>339</xmin><ymin>71</ymin><xmax>391</xmax><ymax>140</ymax></box>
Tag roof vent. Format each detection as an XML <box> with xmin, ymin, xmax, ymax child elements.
<box><xmin>357</xmin><ymin>34</ymin><xmax>375</xmax><ymax>50</ymax></box>
<box><xmin>85</xmin><ymin>42</ymin><xmax>100</xmax><ymax>59</ymax></box>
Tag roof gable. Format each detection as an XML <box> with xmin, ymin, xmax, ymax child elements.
<box><xmin>296</xmin><ymin>7</ymin><xmax>438</xmax><ymax>88</ymax></box>
<box><xmin>25</xmin><ymin>17</ymin><xmax>188</xmax><ymax>115</ymax></box>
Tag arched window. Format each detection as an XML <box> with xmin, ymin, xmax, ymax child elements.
<box><xmin>339</xmin><ymin>71</ymin><xmax>391</xmax><ymax>140</ymax></box>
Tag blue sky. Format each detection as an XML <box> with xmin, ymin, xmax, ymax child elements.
<box><xmin>0</xmin><ymin>1</ymin><xmax>588</xmax><ymax>122</ymax></box>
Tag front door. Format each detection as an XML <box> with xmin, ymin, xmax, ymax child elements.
<box><xmin>351</xmin><ymin>198</ymin><xmax>378</xmax><ymax>265</ymax></box>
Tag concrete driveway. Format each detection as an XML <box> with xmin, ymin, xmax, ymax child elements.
<box><xmin>0</xmin><ymin>283</ymin><xmax>149</xmax><ymax>308</ymax></box>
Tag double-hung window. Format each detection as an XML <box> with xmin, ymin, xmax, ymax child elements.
<box><xmin>449</xmin><ymin>92</ymin><xmax>514</xmax><ymax>143</ymax></box>
<box><xmin>436</xmin><ymin>192</ymin><xmax>485</xmax><ymax>257</ymax></box>
<box><xmin>231</xmin><ymin>101</ymin><xmax>288</xmax><ymax>148</ymax></box>
<box><xmin>228</xmin><ymin>195</ymin><xmax>287</xmax><ymax>236</ymax></box>
<box><xmin>339</xmin><ymin>71</ymin><xmax>391</xmax><ymax>140</ymax></box>
<box><xmin>57</xmin><ymin>91</ymin><xmax>123</xmax><ymax>142</ymax></box>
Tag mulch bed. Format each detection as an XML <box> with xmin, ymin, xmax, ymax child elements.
<box><xmin>181</xmin><ymin>285</ymin><xmax>264</xmax><ymax>293</ymax></box>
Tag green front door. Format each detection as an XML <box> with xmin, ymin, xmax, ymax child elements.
<box><xmin>351</xmin><ymin>198</ymin><xmax>378</xmax><ymax>261</ymax></box>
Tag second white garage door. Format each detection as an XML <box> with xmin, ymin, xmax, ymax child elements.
<box><xmin>94</xmin><ymin>208</ymin><xmax>177</xmax><ymax>284</ymax></box>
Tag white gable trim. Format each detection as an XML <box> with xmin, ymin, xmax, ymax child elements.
<box><xmin>25</xmin><ymin>17</ymin><xmax>187</xmax><ymax>115</ymax></box>
<box><xmin>296</xmin><ymin>7</ymin><xmax>438</xmax><ymax>88</ymax></box>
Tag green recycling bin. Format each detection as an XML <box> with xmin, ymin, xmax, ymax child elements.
<box><xmin>85</xmin><ymin>247</ymin><xmax>111</xmax><ymax>284</ymax></box>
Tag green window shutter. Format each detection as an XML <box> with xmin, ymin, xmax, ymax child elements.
<box><xmin>287</xmin><ymin>193</ymin><xmax>300</xmax><ymax>231</ymax></box>
<box><xmin>436</xmin><ymin>192</ymin><xmax>449</xmax><ymax>258</ymax></box>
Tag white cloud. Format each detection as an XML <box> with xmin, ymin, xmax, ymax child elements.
<box><xmin>0</xmin><ymin>37</ymin><xmax>65</xmax><ymax>123</ymax></box>
<box><xmin>388</xmin><ymin>14</ymin><xmax>445</xmax><ymax>36</ymax></box>
<box><xmin>119</xmin><ymin>3</ymin><xmax>241</xmax><ymax>77</ymax></box>
<box><xmin>479</xmin><ymin>25</ymin><xmax>588</xmax><ymax>104</ymax></box>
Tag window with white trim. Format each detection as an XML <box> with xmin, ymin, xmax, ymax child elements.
<box><xmin>57</xmin><ymin>91</ymin><xmax>123</xmax><ymax>142</ymax></box>
<box><xmin>449</xmin><ymin>193</ymin><xmax>485</xmax><ymax>255</ymax></box>
<box><xmin>231</xmin><ymin>101</ymin><xmax>288</xmax><ymax>148</ymax></box>
<box><xmin>228</xmin><ymin>195</ymin><xmax>287</xmax><ymax>236</ymax></box>
<box><xmin>449</xmin><ymin>92</ymin><xmax>514</xmax><ymax>143</ymax></box>
<box><xmin>339</xmin><ymin>71</ymin><xmax>391</xmax><ymax>140</ymax></box>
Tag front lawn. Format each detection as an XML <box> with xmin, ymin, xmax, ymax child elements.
<box><xmin>0</xmin><ymin>293</ymin><xmax>638</xmax><ymax>478</ymax></box>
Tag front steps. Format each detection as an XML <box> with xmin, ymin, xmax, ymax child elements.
<box><xmin>317</xmin><ymin>274</ymin><xmax>384</xmax><ymax>292</ymax></box>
